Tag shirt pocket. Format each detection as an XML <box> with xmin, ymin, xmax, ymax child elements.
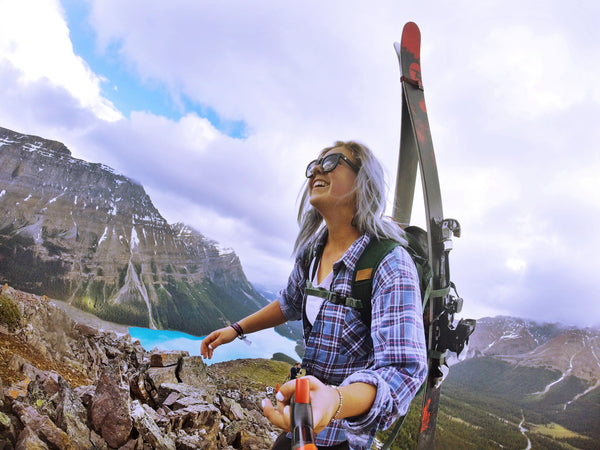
<box><xmin>335</xmin><ymin>303</ymin><xmax>372</xmax><ymax>360</ymax></box>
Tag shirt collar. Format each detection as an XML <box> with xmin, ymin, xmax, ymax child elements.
<box><xmin>313</xmin><ymin>228</ymin><xmax>372</xmax><ymax>273</ymax></box>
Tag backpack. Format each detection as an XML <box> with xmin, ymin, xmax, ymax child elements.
<box><xmin>303</xmin><ymin>226</ymin><xmax>432</xmax><ymax>328</ymax></box>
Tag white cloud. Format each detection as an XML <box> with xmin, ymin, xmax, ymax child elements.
<box><xmin>472</xmin><ymin>26</ymin><xmax>577</xmax><ymax>119</ymax></box>
<box><xmin>506</xmin><ymin>258</ymin><xmax>527</xmax><ymax>272</ymax></box>
<box><xmin>0</xmin><ymin>0</ymin><xmax>121</xmax><ymax>122</ymax></box>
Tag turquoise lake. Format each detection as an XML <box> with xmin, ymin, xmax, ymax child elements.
<box><xmin>128</xmin><ymin>326</ymin><xmax>301</xmax><ymax>365</ymax></box>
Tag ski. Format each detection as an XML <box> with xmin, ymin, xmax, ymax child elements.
<box><xmin>392</xmin><ymin>22</ymin><xmax>475</xmax><ymax>449</ymax></box>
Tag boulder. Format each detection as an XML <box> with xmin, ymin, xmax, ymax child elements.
<box><xmin>55</xmin><ymin>378</ymin><xmax>93</xmax><ymax>449</ymax></box>
<box><xmin>151</xmin><ymin>350</ymin><xmax>189</xmax><ymax>367</ymax></box>
<box><xmin>131</xmin><ymin>400</ymin><xmax>176</xmax><ymax>450</ymax></box>
<box><xmin>147</xmin><ymin>366</ymin><xmax>179</xmax><ymax>388</ymax></box>
<box><xmin>169</xmin><ymin>402</ymin><xmax>221</xmax><ymax>438</ymax></box>
<box><xmin>12</xmin><ymin>401</ymin><xmax>74</xmax><ymax>449</ymax></box>
<box><xmin>15</xmin><ymin>425</ymin><xmax>50</xmax><ymax>449</ymax></box>
<box><xmin>89</xmin><ymin>364</ymin><xmax>132</xmax><ymax>448</ymax></box>
<box><xmin>221</xmin><ymin>397</ymin><xmax>245</xmax><ymax>421</ymax></box>
<box><xmin>178</xmin><ymin>355</ymin><xmax>210</xmax><ymax>385</ymax></box>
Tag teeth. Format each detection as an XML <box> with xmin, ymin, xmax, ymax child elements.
<box><xmin>314</xmin><ymin>181</ymin><xmax>326</xmax><ymax>187</ymax></box>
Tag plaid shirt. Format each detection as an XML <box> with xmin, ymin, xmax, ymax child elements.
<box><xmin>278</xmin><ymin>232</ymin><xmax>427</xmax><ymax>449</ymax></box>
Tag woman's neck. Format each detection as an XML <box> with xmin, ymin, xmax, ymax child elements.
<box><xmin>323</xmin><ymin>218</ymin><xmax>361</xmax><ymax>257</ymax></box>
<box><xmin>317</xmin><ymin>222</ymin><xmax>360</xmax><ymax>283</ymax></box>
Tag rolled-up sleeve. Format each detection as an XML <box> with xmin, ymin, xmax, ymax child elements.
<box><xmin>277</xmin><ymin>254</ymin><xmax>307</xmax><ymax>321</ymax></box>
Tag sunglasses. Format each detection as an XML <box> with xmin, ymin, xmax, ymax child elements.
<box><xmin>305</xmin><ymin>153</ymin><xmax>360</xmax><ymax>178</ymax></box>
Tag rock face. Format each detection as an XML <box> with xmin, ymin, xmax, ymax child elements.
<box><xmin>0</xmin><ymin>126</ymin><xmax>268</xmax><ymax>336</ymax></box>
<box><xmin>0</xmin><ymin>285</ymin><xmax>280</xmax><ymax>449</ymax></box>
<box><xmin>464</xmin><ymin>316</ymin><xmax>600</xmax><ymax>383</ymax></box>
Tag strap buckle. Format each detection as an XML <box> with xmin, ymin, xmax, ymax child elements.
<box><xmin>305</xmin><ymin>280</ymin><xmax>363</xmax><ymax>309</ymax></box>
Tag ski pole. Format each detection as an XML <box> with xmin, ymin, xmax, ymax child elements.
<box><xmin>290</xmin><ymin>377</ymin><xmax>317</xmax><ymax>450</ymax></box>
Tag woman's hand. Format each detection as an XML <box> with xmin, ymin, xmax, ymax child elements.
<box><xmin>261</xmin><ymin>376</ymin><xmax>340</xmax><ymax>434</ymax></box>
<box><xmin>200</xmin><ymin>326</ymin><xmax>237</xmax><ymax>359</ymax></box>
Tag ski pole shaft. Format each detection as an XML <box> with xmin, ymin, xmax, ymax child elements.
<box><xmin>290</xmin><ymin>378</ymin><xmax>317</xmax><ymax>450</ymax></box>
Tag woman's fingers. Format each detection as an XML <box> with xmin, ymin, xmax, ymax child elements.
<box><xmin>262</xmin><ymin>398</ymin><xmax>291</xmax><ymax>432</ymax></box>
<box><xmin>200</xmin><ymin>333</ymin><xmax>215</xmax><ymax>359</ymax></box>
<box><xmin>200</xmin><ymin>327</ymin><xmax>239</xmax><ymax>359</ymax></box>
<box><xmin>276</xmin><ymin>378</ymin><xmax>297</xmax><ymax>402</ymax></box>
<box><xmin>200</xmin><ymin>330</ymin><xmax>223</xmax><ymax>359</ymax></box>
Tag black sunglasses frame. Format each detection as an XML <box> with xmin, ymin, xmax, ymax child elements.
<box><xmin>305</xmin><ymin>153</ymin><xmax>360</xmax><ymax>178</ymax></box>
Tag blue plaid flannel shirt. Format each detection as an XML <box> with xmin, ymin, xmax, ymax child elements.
<box><xmin>278</xmin><ymin>232</ymin><xmax>427</xmax><ymax>449</ymax></box>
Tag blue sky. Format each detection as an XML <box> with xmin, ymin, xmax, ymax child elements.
<box><xmin>1</xmin><ymin>0</ymin><xmax>599</xmax><ymax>326</ymax></box>
<box><xmin>62</xmin><ymin>0</ymin><xmax>247</xmax><ymax>137</ymax></box>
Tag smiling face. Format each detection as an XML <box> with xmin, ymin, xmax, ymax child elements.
<box><xmin>308</xmin><ymin>146</ymin><xmax>359</xmax><ymax>218</ymax></box>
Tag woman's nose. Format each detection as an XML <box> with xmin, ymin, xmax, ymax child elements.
<box><xmin>309</xmin><ymin>162</ymin><xmax>324</xmax><ymax>177</ymax></box>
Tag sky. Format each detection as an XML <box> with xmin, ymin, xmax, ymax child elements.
<box><xmin>0</xmin><ymin>0</ymin><xmax>599</xmax><ymax>327</ymax></box>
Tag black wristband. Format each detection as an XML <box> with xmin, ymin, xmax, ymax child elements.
<box><xmin>230</xmin><ymin>322</ymin><xmax>245</xmax><ymax>339</ymax></box>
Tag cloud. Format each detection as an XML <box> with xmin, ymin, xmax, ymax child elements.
<box><xmin>0</xmin><ymin>0</ymin><xmax>121</xmax><ymax>122</ymax></box>
<box><xmin>472</xmin><ymin>26</ymin><xmax>581</xmax><ymax>119</ymax></box>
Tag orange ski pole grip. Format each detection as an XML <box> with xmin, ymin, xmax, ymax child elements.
<box><xmin>291</xmin><ymin>378</ymin><xmax>317</xmax><ymax>450</ymax></box>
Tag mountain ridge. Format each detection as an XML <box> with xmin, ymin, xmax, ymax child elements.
<box><xmin>465</xmin><ymin>315</ymin><xmax>600</xmax><ymax>382</ymax></box>
<box><xmin>0</xmin><ymin>125</ymin><xmax>271</xmax><ymax>337</ymax></box>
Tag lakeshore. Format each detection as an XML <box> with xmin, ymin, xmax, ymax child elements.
<box><xmin>51</xmin><ymin>298</ymin><xmax>300</xmax><ymax>364</ymax></box>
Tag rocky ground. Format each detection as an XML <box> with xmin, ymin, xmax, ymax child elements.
<box><xmin>0</xmin><ymin>285</ymin><xmax>290</xmax><ymax>449</ymax></box>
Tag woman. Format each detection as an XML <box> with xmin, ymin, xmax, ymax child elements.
<box><xmin>200</xmin><ymin>141</ymin><xmax>427</xmax><ymax>449</ymax></box>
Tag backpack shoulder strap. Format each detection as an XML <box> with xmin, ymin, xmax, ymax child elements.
<box><xmin>351</xmin><ymin>238</ymin><xmax>401</xmax><ymax>326</ymax></box>
<box><xmin>303</xmin><ymin>237</ymin><xmax>400</xmax><ymax>326</ymax></box>
<box><xmin>300</xmin><ymin>243</ymin><xmax>324</xmax><ymax>282</ymax></box>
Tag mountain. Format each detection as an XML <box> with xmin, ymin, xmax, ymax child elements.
<box><xmin>463</xmin><ymin>315</ymin><xmax>600</xmax><ymax>384</ymax></box>
<box><xmin>437</xmin><ymin>316</ymin><xmax>600</xmax><ymax>448</ymax></box>
<box><xmin>465</xmin><ymin>315</ymin><xmax>566</xmax><ymax>358</ymax></box>
<box><xmin>0</xmin><ymin>126</ymin><xmax>270</xmax><ymax>336</ymax></box>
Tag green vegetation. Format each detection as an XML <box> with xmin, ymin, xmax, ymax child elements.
<box><xmin>272</xmin><ymin>352</ymin><xmax>297</xmax><ymax>365</ymax></box>
<box><xmin>376</xmin><ymin>393</ymin><xmax>422</xmax><ymax>449</ymax></box>
<box><xmin>152</xmin><ymin>279</ymin><xmax>228</xmax><ymax>335</ymax></box>
<box><xmin>529</xmin><ymin>422</ymin><xmax>581</xmax><ymax>439</ymax></box>
<box><xmin>0</xmin><ymin>294</ymin><xmax>21</xmax><ymax>331</ymax></box>
<box><xmin>0</xmin><ymin>229</ymin><xmax>70</xmax><ymax>298</ymax></box>
<box><xmin>209</xmin><ymin>358</ymin><xmax>291</xmax><ymax>391</ymax></box>
<box><xmin>437</xmin><ymin>395</ymin><xmax>527</xmax><ymax>449</ymax></box>
<box><xmin>373</xmin><ymin>356</ymin><xmax>599</xmax><ymax>449</ymax></box>
<box><xmin>96</xmin><ymin>302</ymin><xmax>149</xmax><ymax>327</ymax></box>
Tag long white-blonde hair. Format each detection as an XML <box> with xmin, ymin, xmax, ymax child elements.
<box><xmin>294</xmin><ymin>140</ymin><xmax>406</xmax><ymax>256</ymax></box>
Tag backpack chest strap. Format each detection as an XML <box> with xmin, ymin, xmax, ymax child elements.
<box><xmin>305</xmin><ymin>280</ymin><xmax>364</xmax><ymax>310</ymax></box>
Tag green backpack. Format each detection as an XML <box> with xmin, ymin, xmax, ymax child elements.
<box><xmin>304</xmin><ymin>226</ymin><xmax>432</xmax><ymax>326</ymax></box>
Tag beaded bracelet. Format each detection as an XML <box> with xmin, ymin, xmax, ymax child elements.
<box><xmin>332</xmin><ymin>386</ymin><xmax>343</xmax><ymax>420</ymax></box>
<box><xmin>230</xmin><ymin>322</ymin><xmax>246</xmax><ymax>339</ymax></box>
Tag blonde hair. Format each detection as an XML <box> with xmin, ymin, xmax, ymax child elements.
<box><xmin>294</xmin><ymin>140</ymin><xmax>406</xmax><ymax>255</ymax></box>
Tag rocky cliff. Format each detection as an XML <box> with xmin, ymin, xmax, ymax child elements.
<box><xmin>0</xmin><ymin>126</ymin><xmax>269</xmax><ymax>336</ymax></box>
<box><xmin>466</xmin><ymin>316</ymin><xmax>600</xmax><ymax>383</ymax></box>
<box><xmin>0</xmin><ymin>284</ymin><xmax>284</xmax><ymax>449</ymax></box>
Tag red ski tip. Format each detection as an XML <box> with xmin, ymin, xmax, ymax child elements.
<box><xmin>401</xmin><ymin>21</ymin><xmax>421</xmax><ymax>60</ymax></box>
